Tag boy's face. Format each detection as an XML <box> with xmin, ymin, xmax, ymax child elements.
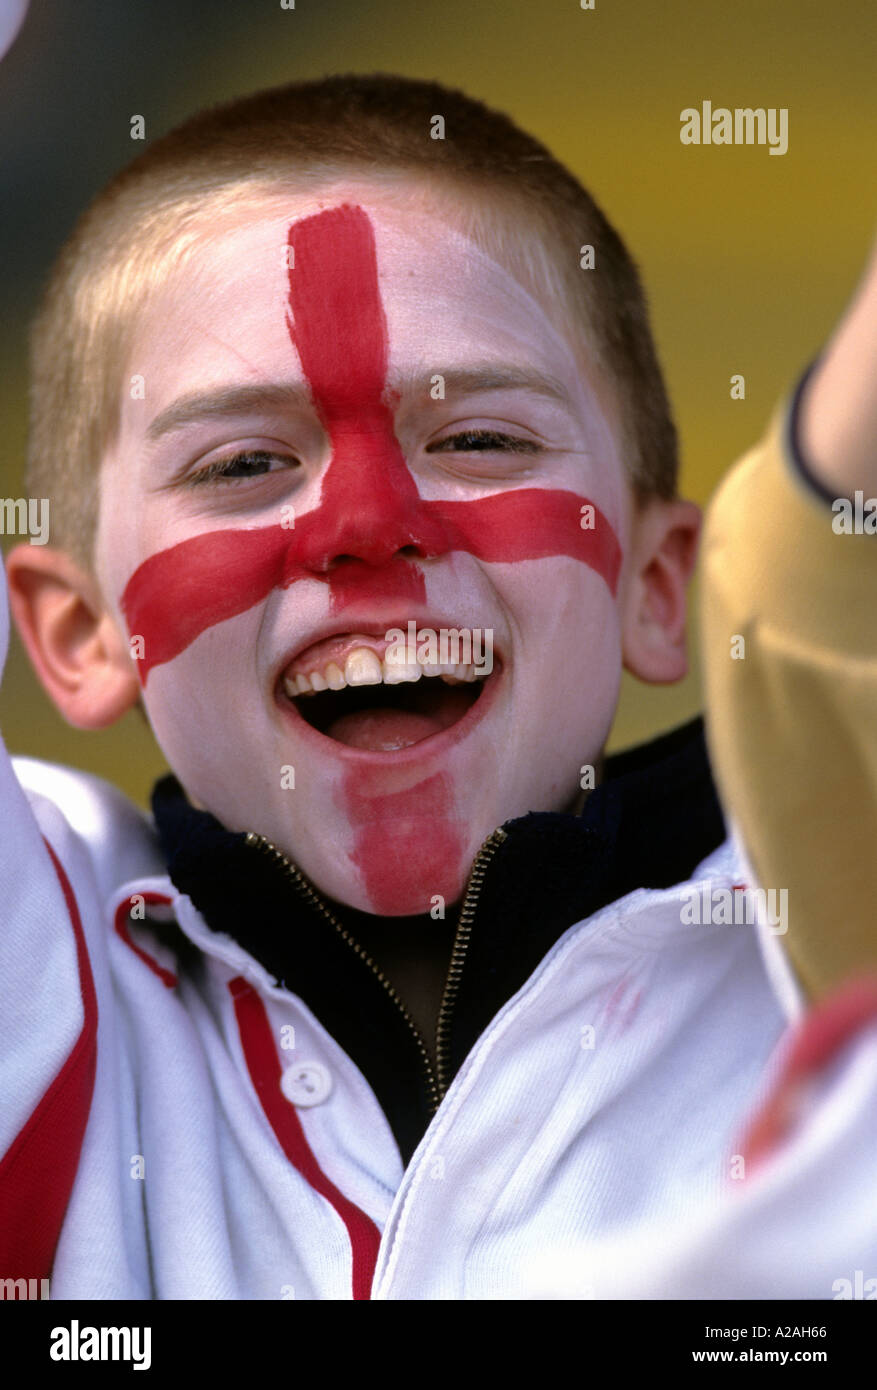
<box><xmin>94</xmin><ymin>185</ymin><xmax>634</xmax><ymax>915</ymax></box>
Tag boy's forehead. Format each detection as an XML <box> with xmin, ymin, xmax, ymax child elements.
<box><xmin>130</xmin><ymin>194</ymin><xmax>591</xmax><ymax>397</ymax></box>
<box><xmin>116</xmin><ymin>190</ymin><xmax>627</xmax><ymax>507</ymax></box>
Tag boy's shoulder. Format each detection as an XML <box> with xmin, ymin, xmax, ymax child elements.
<box><xmin>11</xmin><ymin>754</ymin><xmax>166</xmax><ymax>899</ymax></box>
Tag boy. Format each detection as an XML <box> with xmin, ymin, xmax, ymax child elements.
<box><xmin>0</xmin><ymin>74</ymin><xmax>867</xmax><ymax>1299</ymax></box>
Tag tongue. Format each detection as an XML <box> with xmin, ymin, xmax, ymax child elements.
<box><xmin>326</xmin><ymin>687</ymin><xmax>474</xmax><ymax>751</ymax></box>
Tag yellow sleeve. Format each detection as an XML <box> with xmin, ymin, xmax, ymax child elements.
<box><xmin>699</xmin><ymin>369</ymin><xmax>877</xmax><ymax>1002</ymax></box>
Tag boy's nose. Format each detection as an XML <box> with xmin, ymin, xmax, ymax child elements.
<box><xmin>318</xmin><ymin>503</ymin><xmax>434</xmax><ymax>573</ymax></box>
<box><xmin>293</xmin><ymin>423</ymin><xmax>453</xmax><ymax>577</ymax></box>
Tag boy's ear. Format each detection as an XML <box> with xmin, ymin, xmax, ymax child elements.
<box><xmin>4</xmin><ymin>543</ymin><xmax>141</xmax><ymax>729</ymax></box>
<box><xmin>620</xmin><ymin>497</ymin><xmax>701</xmax><ymax>684</ymax></box>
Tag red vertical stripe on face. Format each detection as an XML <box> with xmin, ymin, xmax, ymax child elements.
<box><xmin>286</xmin><ymin>204</ymin><xmax>443</xmax><ymax>589</ymax></box>
<box><xmin>342</xmin><ymin>771</ymin><xmax>463</xmax><ymax>916</ymax></box>
<box><xmin>121</xmin><ymin>203</ymin><xmax>622</xmax><ymax>681</ymax></box>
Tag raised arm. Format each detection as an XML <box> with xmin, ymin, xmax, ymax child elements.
<box><xmin>699</xmin><ymin>230</ymin><xmax>877</xmax><ymax>1003</ymax></box>
<box><xmin>0</xmin><ymin>558</ymin><xmax>99</xmax><ymax>1281</ymax></box>
<box><xmin>798</xmin><ymin>232</ymin><xmax>877</xmax><ymax>497</ymax></box>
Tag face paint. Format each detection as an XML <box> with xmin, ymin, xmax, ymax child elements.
<box><xmin>98</xmin><ymin>190</ymin><xmax>634</xmax><ymax>918</ymax></box>
<box><xmin>341</xmin><ymin>769</ymin><xmax>462</xmax><ymax>915</ymax></box>
<box><xmin>121</xmin><ymin>203</ymin><xmax>621</xmax><ymax>682</ymax></box>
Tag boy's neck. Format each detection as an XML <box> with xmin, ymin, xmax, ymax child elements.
<box><xmin>322</xmin><ymin>774</ymin><xmax>595</xmax><ymax>1052</ymax></box>
<box><xmin>327</xmin><ymin>899</ymin><xmax>460</xmax><ymax>1064</ymax></box>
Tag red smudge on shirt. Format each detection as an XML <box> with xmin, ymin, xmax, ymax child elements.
<box><xmin>738</xmin><ymin>974</ymin><xmax>877</xmax><ymax>1175</ymax></box>
<box><xmin>122</xmin><ymin>203</ymin><xmax>621</xmax><ymax>681</ymax></box>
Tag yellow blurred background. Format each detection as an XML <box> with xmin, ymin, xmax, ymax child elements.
<box><xmin>0</xmin><ymin>0</ymin><xmax>874</xmax><ymax>807</ymax></box>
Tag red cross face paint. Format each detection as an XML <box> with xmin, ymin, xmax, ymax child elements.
<box><xmin>121</xmin><ymin>204</ymin><xmax>620</xmax><ymax>680</ymax></box>
<box><xmin>95</xmin><ymin>187</ymin><xmax>631</xmax><ymax>914</ymax></box>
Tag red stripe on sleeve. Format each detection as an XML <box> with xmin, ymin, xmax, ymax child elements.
<box><xmin>0</xmin><ymin>839</ymin><xmax>98</xmax><ymax>1279</ymax></box>
<box><xmin>740</xmin><ymin>974</ymin><xmax>877</xmax><ymax>1173</ymax></box>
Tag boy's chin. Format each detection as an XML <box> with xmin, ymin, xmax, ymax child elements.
<box><xmin>322</xmin><ymin>886</ymin><xmax>454</xmax><ymax>920</ymax></box>
<box><xmin>304</xmin><ymin>847</ymin><xmax>471</xmax><ymax>920</ymax></box>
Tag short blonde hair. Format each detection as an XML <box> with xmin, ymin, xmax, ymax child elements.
<box><xmin>26</xmin><ymin>73</ymin><xmax>679</xmax><ymax>567</ymax></box>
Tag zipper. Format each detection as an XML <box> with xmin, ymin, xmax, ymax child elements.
<box><xmin>244</xmin><ymin>824</ymin><xmax>508</xmax><ymax>1115</ymax></box>
<box><xmin>433</xmin><ymin>826</ymin><xmax>508</xmax><ymax>1101</ymax></box>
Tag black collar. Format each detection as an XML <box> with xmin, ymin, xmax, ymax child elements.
<box><xmin>151</xmin><ymin>716</ymin><xmax>724</xmax><ymax>1164</ymax></box>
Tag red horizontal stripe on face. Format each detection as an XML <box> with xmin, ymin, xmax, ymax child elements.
<box><xmin>122</xmin><ymin>492</ymin><xmax>620</xmax><ymax>680</ymax></box>
<box><xmin>121</xmin><ymin>203</ymin><xmax>622</xmax><ymax>681</ymax></box>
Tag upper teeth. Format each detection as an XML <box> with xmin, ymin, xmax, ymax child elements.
<box><xmin>283</xmin><ymin>646</ymin><xmax>487</xmax><ymax>699</ymax></box>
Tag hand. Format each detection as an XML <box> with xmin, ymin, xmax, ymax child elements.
<box><xmin>798</xmin><ymin>229</ymin><xmax>877</xmax><ymax>499</ymax></box>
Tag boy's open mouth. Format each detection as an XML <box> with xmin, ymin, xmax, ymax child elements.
<box><xmin>277</xmin><ymin>631</ymin><xmax>498</xmax><ymax>752</ymax></box>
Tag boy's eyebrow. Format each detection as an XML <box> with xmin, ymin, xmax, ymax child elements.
<box><xmin>145</xmin><ymin>382</ymin><xmax>314</xmax><ymax>441</ymax></box>
<box><xmin>144</xmin><ymin>365</ymin><xmax>573</xmax><ymax>442</ymax></box>
<box><xmin>396</xmin><ymin>365</ymin><xmax>574</xmax><ymax>407</ymax></box>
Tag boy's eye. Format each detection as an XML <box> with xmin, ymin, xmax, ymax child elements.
<box><xmin>426</xmin><ymin>429</ymin><xmax>541</xmax><ymax>456</ymax></box>
<box><xmin>188</xmin><ymin>449</ymin><xmax>300</xmax><ymax>485</ymax></box>
<box><xmin>183</xmin><ymin>432</ymin><xmax>537</xmax><ymax>487</ymax></box>
<box><xmin>189</xmin><ymin>449</ymin><xmax>298</xmax><ymax>484</ymax></box>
